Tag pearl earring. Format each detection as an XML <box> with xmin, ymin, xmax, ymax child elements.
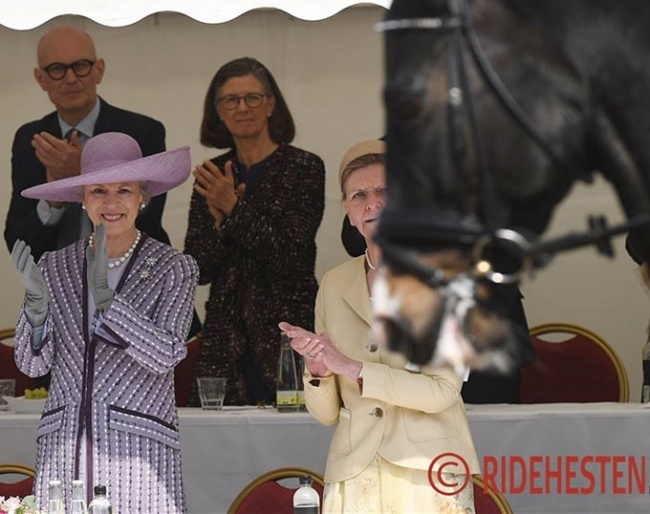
<box><xmin>82</xmin><ymin>204</ymin><xmax>86</xmax><ymax>211</ymax></box>
<box><xmin>140</xmin><ymin>202</ymin><xmax>146</xmax><ymax>211</ymax></box>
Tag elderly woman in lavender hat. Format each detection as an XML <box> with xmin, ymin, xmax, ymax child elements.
<box><xmin>11</xmin><ymin>132</ymin><xmax>198</xmax><ymax>513</ymax></box>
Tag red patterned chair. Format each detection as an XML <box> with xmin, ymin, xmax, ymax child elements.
<box><xmin>0</xmin><ymin>328</ymin><xmax>36</xmax><ymax>397</ymax></box>
<box><xmin>521</xmin><ymin>323</ymin><xmax>629</xmax><ymax>403</ymax></box>
<box><xmin>473</xmin><ymin>474</ymin><xmax>514</xmax><ymax>514</ymax></box>
<box><xmin>0</xmin><ymin>463</ymin><xmax>36</xmax><ymax>499</ymax></box>
<box><xmin>174</xmin><ymin>333</ymin><xmax>202</xmax><ymax>407</ymax></box>
<box><xmin>228</xmin><ymin>467</ymin><xmax>324</xmax><ymax>514</ymax></box>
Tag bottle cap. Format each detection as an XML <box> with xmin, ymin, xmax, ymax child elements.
<box><xmin>94</xmin><ymin>485</ymin><xmax>107</xmax><ymax>495</ymax></box>
<box><xmin>299</xmin><ymin>475</ymin><xmax>313</xmax><ymax>485</ymax></box>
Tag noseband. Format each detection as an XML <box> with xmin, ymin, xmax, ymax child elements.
<box><xmin>377</xmin><ymin>0</ymin><xmax>650</xmax><ymax>287</ymax></box>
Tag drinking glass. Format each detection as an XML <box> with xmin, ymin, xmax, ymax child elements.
<box><xmin>0</xmin><ymin>379</ymin><xmax>16</xmax><ymax>411</ymax></box>
<box><xmin>197</xmin><ymin>377</ymin><xmax>227</xmax><ymax>410</ymax></box>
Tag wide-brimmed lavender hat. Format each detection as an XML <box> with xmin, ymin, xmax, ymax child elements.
<box><xmin>22</xmin><ymin>132</ymin><xmax>191</xmax><ymax>202</ymax></box>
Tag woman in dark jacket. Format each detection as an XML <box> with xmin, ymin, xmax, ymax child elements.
<box><xmin>185</xmin><ymin>57</ymin><xmax>325</xmax><ymax>405</ymax></box>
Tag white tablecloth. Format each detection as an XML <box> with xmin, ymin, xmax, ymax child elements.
<box><xmin>1</xmin><ymin>403</ymin><xmax>649</xmax><ymax>514</ymax></box>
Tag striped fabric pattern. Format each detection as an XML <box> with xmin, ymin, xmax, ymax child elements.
<box><xmin>14</xmin><ymin>235</ymin><xmax>198</xmax><ymax>513</ymax></box>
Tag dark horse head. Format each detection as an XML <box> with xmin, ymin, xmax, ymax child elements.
<box><xmin>375</xmin><ymin>0</ymin><xmax>650</xmax><ymax>372</ymax></box>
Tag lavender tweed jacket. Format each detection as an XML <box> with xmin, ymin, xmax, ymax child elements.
<box><xmin>14</xmin><ymin>235</ymin><xmax>198</xmax><ymax>514</ymax></box>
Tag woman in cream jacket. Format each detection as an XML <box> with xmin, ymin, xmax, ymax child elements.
<box><xmin>280</xmin><ymin>139</ymin><xmax>480</xmax><ymax>513</ymax></box>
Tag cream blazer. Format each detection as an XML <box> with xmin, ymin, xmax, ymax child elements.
<box><xmin>304</xmin><ymin>256</ymin><xmax>481</xmax><ymax>483</ymax></box>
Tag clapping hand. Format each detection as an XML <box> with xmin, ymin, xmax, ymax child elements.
<box><xmin>193</xmin><ymin>160</ymin><xmax>246</xmax><ymax>225</ymax></box>
<box><xmin>279</xmin><ymin>322</ymin><xmax>363</xmax><ymax>380</ymax></box>
<box><xmin>278</xmin><ymin>322</ymin><xmax>330</xmax><ymax>377</ymax></box>
<box><xmin>317</xmin><ymin>336</ymin><xmax>363</xmax><ymax>379</ymax></box>
<box><xmin>86</xmin><ymin>224</ymin><xmax>114</xmax><ymax>313</ymax></box>
<box><xmin>32</xmin><ymin>131</ymin><xmax>83</xmax><ymax>208</ymax></box>
<box><xmin>32</xmin><ymin>130</ymin><xmax>82</xmax><ymax>180</ymax></box>
<box><xmin>11</xmin><ymin>240</ymin><xmax>49</xmax><ymax>327</ymax></box>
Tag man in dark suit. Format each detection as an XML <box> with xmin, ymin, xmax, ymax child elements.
<box><xmin>5</xmin><ymin>26</ymin><xmax>201</xmax><ymax>387</ymax></box>
<box><xmin>5</xmin><ymin>25</ymin><xmax>170</xmax><ymax>258</ymax></box>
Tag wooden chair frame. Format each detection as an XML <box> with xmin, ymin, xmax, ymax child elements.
<box><xmin>0</xmin><ymin>463</ymin><xmax>36</xmax><ymax>477</ymax></box>
<box><xmin>0</xmin><ymin>328</ymin><xmax>15</xmax><ymax>343</ymax></box>
<box><xmin>473</xmin><ymin>474</ymin><xmax>514</xmax><ymax>514</ymax></box>
<box><xmin>0</xmin><ymin>463</ymin><xmax>36</xmax><ymax>499</ymax></box>
<box><xmin>228</xmin><ymin>467</ymin><xmax>324</xmax><ymax>514</ymax></box>
<box><xmin>529</xmin><ymin>323</ymin><xmax>629</xmax><ymax>402</ymax></box>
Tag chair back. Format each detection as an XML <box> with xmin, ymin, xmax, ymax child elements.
<box><xmin>174</xmin><ymin>334</ymin><xmax>202</xmax><ymax>407</ymax></box>
<box><xmin>521</xmin><ymin>323</ymin><xmax>629</xmax><ymax>403</ymax></box>
<box><xmin>0</xmin><ymin>463</ymin><xmax>36</xmax><ymax>498</ymax></box>
<box><xmin>228</xmin><ymin>467</ymin><xmax>324</xmax><ymax>514</ymax></box>
<box><xmin>0</xmin><ymin>328</ymin><xmax>36</xmax><ymax>396</ymax></box>
<box><xmin>473</xmin><ymin>475</ymin><xmax>513</xmax><ymax>514</ymax></box>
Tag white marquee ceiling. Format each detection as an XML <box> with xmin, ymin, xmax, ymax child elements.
<box><xmin>0</xmin><ymin>0</ymin><xmax>391</xmax><ymax>30</ymax></box>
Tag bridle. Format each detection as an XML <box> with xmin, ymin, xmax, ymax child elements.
<box><xmin>376</xmin><ymin>0</ymin><xmax>650</xmax><ymax>287</ymax></box>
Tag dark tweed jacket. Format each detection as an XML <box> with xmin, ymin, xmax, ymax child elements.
<box><xmin>184</xmin><ymin>145</ymin><xmax>325</xmax><ymax>405</ymax></box>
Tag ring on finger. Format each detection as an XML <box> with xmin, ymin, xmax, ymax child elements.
<box><xmin>306</xmin><ymin>353</ymin><xmax>315</xmax><ymax>360</ymax></box>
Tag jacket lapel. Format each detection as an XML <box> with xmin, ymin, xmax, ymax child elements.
<box><xmin>342</xmin><ymin>264</ymin><xmax>373</xmax><ymax>328</ymax></box>
<box><xmin>93</xmin><ymin>97</ymin><xmax>112</xmax><ymax>135</ymax></box>
<box><xmin>43</xmin><ymin>112</ymin><xmax>63</xmax><ymax>138</ymax></box>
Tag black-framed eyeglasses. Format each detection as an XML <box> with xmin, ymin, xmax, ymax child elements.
<box><xmin>42</xmin><ymin>59</ymin><xmax>96</xmax><ymax>81</ymax></box>
<box><xmin>217</xmin><ymin>92</ymin><xmax>268</xmax><ymax>110</ymax></box>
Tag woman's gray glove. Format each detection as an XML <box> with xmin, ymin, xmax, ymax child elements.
<box><xmin>11</xmin><ymin>240</ymin><xmax>49</xmax><ymax>327</ymax></box>
<box><xmin>86</xmin><ymin>224</ymin><xmax>114</xmax><ymax>313</ymax></box>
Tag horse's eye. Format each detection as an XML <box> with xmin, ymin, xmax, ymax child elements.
<box><xmin>385</xmin><ymin>91</ymin><xmax>423</xmax><ymax>122</ymax></box>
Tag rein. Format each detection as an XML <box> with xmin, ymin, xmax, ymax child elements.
<box><xmin>376</xmin><ymin>0</ymin><xmax>650</xmax><ymax>288</ymax></box>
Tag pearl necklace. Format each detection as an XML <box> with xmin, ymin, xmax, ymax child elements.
<box><xmin>364</xmin><ymin>248</ymin><xmax>377</xmax><ymax>271</ymax></box>
<box><xmin>88</xmin><ymin>230</ymin><xmax>141</xmax><ymax>269</ymax></box>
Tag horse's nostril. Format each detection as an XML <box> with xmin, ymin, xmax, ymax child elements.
<box><xmin>374</xmin><ymin>315</ymin><xmax>407</xmax><ymax>353</ymax></box>
<box><xmin>385</xmin><ymin>321</ymin><xmax>400</xmax><ymax>352</ymax></box>
<box><xmin>381</xmin><ymin>315</ymin><xmax>437</xmax><ymax>366</ymax></box>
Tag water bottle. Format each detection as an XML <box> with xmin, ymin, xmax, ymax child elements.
<box><xmin>642</xmin><ymin>337</ymin><xmax>650</xmax><ymax>402</ymax></box>
<box><xmin>293</xmin><ymin>475</ymin><xmax>320</xmax><ymax>514</ymax></box>
<box><xmin>277</xmin><ymin>333</ymin><xmax>299</xmax><ymax>412</ymax></box>
<box><xmin>88</xmin><ymin>485</ymin><xmax>112</xmax><ymax>514</ymax></box>
<box><xmin>70</xmin><ymin>479</ymin><xmax>88</xmax><ymax>514</ymax></box>
<box><xmin>295</xmin><ymin>353</ymin><xmax>307</xmax><ymax>412</ymax></box>
<box><xmin>48</xmin><ymin>479</ymin><xmax>65</xmax><ymax>514</ymax></box>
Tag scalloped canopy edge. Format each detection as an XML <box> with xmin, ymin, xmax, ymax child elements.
<box><xmin>0</xmin><ymin>0</ymin><xmax>392</xmax><ymax>30</ymax></box>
